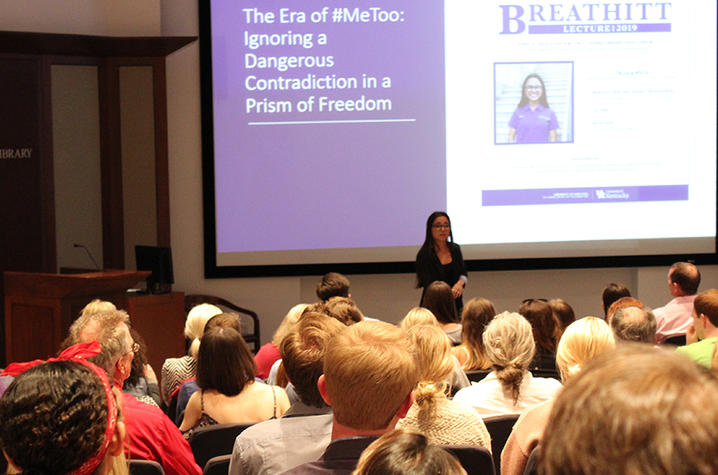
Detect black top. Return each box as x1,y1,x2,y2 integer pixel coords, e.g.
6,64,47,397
529,348,560,380
416,242,468,313
281,436,379,475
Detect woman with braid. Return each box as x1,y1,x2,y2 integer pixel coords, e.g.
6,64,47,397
453,312,561,417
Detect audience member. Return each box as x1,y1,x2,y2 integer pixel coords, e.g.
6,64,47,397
316,272,351,301
352,429,466,475
396,325,491,449
230,313,344,475
422,281,462,344
254,303,308,380
454,312,561,417
161,303,222,404
601,282,630,317
541,344,718,475
324,297,365,325
501,317,615,475
399,307,440,331
282,321,420,474
452,297,495,370
0,355,127,475
81,298,118,316
175,312,246,422
548,298,575,333
180,326,289,437
675,288,718,369
65,309,201,475
605,296,644,322
123,327,161,407
653,262,701,344
610,306,657,343
518,299,560,379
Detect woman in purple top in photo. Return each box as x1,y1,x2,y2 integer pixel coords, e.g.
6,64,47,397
508,73,558,144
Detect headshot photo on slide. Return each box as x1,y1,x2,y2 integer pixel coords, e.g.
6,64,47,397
494,61,574,145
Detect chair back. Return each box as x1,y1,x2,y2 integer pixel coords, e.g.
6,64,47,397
465,369,491,382
188,422,253,470
664,334,687,346
203,454,231,475
484,414,520,474
523,445,540,475
129,460,165,475
184,294,260,353
443,445,495,475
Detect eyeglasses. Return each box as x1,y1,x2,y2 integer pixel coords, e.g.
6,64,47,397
521,298,548,304
432,224,451,229
525,85,543,90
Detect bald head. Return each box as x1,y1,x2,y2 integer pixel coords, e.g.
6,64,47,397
610,306,656,343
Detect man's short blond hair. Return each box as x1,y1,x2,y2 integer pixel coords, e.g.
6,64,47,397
323,321,419,430
542,344,718,475
555,316,615,381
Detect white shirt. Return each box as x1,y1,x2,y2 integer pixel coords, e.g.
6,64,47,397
453,371,562,418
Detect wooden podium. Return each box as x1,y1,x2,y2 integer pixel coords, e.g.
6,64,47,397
4,270,148,363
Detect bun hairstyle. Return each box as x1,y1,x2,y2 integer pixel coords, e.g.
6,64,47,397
483,311,535,403
406,325,455,409
184,303,223,358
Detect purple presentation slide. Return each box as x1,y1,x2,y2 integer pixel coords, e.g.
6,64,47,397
211,0,446,253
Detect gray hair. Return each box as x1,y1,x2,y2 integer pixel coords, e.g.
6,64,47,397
65,310,131,376
610,307,657,343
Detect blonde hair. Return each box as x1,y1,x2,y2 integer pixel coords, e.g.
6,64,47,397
184,303,222,358
406,326,455,409
80,299,117,317
272,303,309,347
483,312,535,403
400,307,440,331
555,317,615,382
324,321,419,430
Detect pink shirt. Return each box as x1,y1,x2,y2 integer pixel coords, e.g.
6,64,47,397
653,295,696,344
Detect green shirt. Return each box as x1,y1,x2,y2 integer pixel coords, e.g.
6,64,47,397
676,337,717,369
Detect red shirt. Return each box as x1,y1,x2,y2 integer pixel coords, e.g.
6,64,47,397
254,343,281,380
122,393,202,475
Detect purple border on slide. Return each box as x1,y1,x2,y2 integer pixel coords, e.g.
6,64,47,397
482,185,688,206
211,0,446,253
529,23,671,34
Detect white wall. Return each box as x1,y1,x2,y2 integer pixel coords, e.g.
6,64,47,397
0,0,160,36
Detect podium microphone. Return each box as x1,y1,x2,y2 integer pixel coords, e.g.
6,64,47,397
73,243,100,270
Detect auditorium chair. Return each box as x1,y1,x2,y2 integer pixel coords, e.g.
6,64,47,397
188,422,253,470
184,294,260,353
484,414,520,474
202,455,231,475
443,445,496,475
523,445,540,475
128,460,165,475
